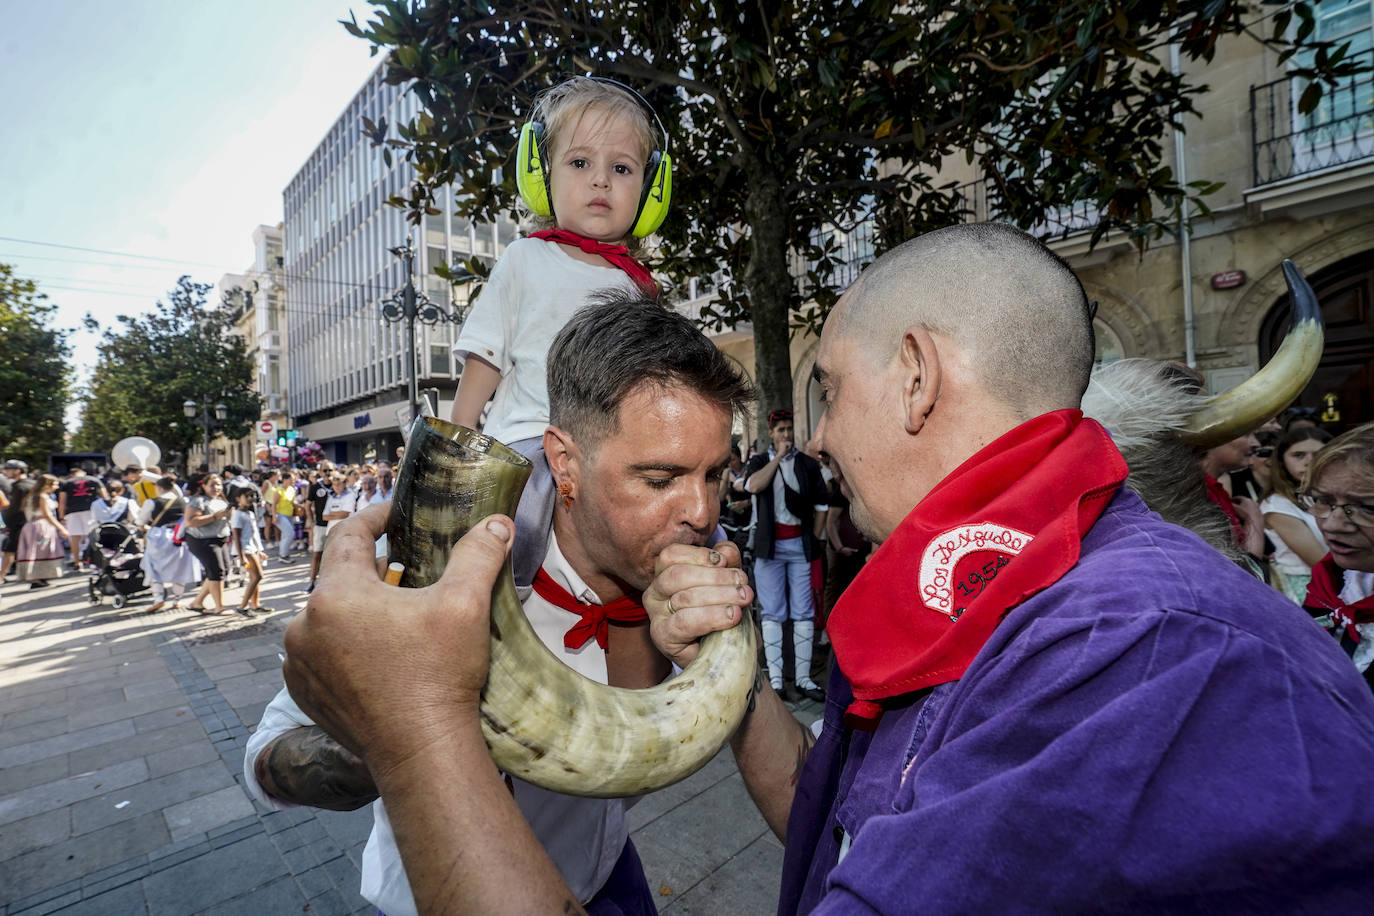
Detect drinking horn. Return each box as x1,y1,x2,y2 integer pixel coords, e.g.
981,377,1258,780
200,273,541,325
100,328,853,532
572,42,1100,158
386,416,759,798
1180,259,1324,448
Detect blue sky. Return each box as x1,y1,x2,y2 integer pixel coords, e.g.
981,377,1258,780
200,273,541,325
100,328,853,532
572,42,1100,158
0,0,384,421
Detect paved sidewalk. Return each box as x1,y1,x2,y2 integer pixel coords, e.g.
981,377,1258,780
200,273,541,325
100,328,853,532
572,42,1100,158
1,556,819,914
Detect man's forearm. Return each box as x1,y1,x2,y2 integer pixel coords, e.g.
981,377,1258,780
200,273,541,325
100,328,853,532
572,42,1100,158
730,668,817,840
254,726,379,811
378,718,585,915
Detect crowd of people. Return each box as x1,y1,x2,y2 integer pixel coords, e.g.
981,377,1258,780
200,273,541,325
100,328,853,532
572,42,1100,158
0,456,397,616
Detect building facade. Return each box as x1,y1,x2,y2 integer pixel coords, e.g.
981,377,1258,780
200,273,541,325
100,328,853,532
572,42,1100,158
702,10,1374,447
282,64,517,464
189,224,287,471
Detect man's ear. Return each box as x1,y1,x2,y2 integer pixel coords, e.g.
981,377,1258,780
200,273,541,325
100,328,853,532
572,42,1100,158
899,325,941,435
543,425,583,493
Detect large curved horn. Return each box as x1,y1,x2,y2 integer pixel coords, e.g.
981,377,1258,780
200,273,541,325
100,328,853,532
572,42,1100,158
1181,259,1324,447
387,417,759,798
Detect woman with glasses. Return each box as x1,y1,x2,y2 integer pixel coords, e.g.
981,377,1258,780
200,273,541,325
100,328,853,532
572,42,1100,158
1301,422,1374,688
1261,427,1332,601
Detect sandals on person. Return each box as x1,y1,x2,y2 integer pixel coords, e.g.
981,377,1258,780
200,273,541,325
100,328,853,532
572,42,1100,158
188,605,226,616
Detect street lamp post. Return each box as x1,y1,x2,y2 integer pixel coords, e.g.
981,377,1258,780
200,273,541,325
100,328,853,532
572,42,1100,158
379,237,472,424
183,399,228,470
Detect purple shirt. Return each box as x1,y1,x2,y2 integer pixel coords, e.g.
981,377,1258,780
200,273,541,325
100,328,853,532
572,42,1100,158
782,489,1374,914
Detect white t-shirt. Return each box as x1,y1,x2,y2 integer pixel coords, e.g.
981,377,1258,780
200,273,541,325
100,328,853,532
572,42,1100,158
231,508,264,556
243,529,632,914
322,488,359,533
453,237,637,444
1260,493,1327,575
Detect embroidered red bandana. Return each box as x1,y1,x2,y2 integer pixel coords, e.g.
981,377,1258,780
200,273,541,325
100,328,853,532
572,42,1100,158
531,566,648,651
828,410,1127,728
1304,554,1374,642
529,229,657,295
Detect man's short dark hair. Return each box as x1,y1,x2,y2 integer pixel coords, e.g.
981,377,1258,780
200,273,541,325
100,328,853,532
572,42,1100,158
547,288,755,450
123,465,142,476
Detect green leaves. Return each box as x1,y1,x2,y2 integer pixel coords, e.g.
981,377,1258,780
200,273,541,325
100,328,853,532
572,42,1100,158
0,264,70,467
73,276,261,465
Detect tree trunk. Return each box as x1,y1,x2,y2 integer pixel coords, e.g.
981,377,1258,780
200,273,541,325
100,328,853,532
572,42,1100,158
743,172,795,450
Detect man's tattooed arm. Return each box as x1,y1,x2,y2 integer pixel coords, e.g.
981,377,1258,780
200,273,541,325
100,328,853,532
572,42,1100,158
254,726,379,811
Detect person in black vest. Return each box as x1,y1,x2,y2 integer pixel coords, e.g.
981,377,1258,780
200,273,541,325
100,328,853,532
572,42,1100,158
744,408,829,701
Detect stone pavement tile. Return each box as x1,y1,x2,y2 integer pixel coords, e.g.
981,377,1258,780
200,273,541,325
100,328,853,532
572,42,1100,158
162,784,256,843
66,721,205,775
0,715,70,752
145,735,219,778
2,693,70,728
237,699,272,730
140,834,288,913
8,886,84,916
0,751,71,796
131,702,195,734
48,878,148,915
0,757,148,826
0,719,136,769
122,674,180,700
199,874,306,915
217,677,287,710
0,809,168,901
69,759,234,836
201,660,257,680
660,831,783,915
63,684,189,731
0,807,69,861
630,747,739,832
302,888,360,916
633,832,717,908
316,805,374,857
633,773,770,879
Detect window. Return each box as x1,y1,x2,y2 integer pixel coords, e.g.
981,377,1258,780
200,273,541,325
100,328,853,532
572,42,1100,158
1295,1,1373,155
431,344,450,375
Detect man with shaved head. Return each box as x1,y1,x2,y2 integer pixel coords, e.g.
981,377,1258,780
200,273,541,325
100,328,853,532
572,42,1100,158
280,223,1374,913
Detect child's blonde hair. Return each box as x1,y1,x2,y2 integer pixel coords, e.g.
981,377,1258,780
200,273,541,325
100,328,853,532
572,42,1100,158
524,77,658,249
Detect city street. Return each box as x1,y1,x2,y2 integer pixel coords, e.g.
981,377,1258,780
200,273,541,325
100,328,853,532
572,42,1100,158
1,556,815,914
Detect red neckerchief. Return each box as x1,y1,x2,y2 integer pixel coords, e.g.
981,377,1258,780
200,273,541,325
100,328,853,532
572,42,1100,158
828,410,1127,729
528,229,657,295
1203,474,1246,546
1305,554,1374,642
531,566,648,651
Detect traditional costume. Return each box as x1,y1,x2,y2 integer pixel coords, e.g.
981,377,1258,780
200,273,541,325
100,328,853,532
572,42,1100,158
781,411,1374,913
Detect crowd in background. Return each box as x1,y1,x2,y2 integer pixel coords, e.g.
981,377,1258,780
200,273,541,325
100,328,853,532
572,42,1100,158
0,454,398,617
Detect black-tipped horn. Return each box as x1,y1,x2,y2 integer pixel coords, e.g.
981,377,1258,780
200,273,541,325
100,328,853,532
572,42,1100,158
1181,259,1324,447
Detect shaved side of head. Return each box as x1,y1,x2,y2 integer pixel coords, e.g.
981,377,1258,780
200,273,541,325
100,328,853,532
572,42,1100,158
833,222,1095,418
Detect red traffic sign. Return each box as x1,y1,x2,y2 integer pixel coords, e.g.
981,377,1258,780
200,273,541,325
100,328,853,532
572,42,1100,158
257,420,276,439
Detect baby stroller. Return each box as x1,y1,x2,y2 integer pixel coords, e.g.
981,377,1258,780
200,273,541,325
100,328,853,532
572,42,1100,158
86,522,149,609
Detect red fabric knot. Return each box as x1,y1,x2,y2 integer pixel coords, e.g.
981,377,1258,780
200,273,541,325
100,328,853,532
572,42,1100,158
531,566,648,651
829,410,1128,713
528,229,658,295
1305,554,1374,642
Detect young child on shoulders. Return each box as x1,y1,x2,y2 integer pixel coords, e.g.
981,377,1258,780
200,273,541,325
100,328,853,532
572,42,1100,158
450,75,670,444
449,76,672,584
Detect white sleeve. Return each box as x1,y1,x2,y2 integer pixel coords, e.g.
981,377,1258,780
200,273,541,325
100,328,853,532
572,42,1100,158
452,240,522,373
242,685,318,811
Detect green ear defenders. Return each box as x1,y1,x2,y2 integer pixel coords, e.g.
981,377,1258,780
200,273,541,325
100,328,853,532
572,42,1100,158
515,77,673,238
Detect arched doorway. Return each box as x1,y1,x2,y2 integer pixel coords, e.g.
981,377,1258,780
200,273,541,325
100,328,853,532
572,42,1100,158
1260,250,1374,434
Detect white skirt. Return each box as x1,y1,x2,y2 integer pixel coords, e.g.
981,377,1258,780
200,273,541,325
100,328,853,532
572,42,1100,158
141,527,203,585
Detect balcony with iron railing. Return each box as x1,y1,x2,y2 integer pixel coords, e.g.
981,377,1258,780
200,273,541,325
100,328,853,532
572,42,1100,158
1251,48,1374,187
